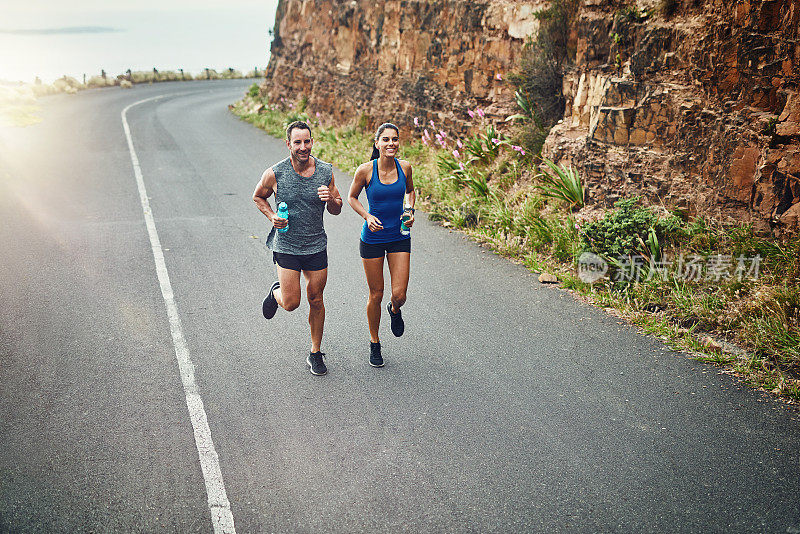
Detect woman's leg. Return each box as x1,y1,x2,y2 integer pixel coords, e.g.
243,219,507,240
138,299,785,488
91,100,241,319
386,252,410,313
362,257,385,343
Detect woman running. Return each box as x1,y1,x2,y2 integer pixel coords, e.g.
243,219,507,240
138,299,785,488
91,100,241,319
348,122,416,368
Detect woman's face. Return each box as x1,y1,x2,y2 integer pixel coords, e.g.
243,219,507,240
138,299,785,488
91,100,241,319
376,128,399,158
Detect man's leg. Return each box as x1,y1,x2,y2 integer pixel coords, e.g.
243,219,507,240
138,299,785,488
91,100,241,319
303,268,328,353
275,265,302,311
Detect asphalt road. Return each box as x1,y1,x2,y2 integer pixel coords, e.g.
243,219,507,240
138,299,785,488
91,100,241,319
1,80,799,533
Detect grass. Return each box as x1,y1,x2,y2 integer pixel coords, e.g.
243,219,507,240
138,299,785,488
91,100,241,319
230,92,800,405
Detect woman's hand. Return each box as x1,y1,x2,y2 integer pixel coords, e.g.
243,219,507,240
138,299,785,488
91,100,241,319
366,214,384,232
403,211,415,228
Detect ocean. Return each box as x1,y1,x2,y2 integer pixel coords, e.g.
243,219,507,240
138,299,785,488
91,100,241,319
0,5,278,84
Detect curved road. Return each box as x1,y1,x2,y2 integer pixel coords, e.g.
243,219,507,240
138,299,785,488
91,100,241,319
1,80,798,533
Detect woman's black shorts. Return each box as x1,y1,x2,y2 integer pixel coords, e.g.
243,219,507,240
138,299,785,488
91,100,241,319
273,249,328,271
359,238,411,259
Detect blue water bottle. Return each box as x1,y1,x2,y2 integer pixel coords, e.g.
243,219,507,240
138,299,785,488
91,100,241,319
277,202,289,233
400,206,411,236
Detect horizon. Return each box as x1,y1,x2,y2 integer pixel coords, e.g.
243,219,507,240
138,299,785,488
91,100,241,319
0,1,280,84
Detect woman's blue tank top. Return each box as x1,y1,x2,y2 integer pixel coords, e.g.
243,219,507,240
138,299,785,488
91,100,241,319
360,158,410,244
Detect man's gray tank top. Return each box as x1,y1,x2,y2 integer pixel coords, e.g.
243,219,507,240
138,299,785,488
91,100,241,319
265,156,333,255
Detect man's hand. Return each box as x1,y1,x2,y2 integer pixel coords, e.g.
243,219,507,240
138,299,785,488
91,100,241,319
270,212,288,229
321,179,342,215
318,185,334,202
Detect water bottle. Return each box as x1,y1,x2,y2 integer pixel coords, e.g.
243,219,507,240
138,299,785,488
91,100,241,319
400,207,411,236
277,202,289,233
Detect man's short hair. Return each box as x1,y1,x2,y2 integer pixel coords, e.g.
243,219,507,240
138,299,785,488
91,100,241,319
286,120,312,140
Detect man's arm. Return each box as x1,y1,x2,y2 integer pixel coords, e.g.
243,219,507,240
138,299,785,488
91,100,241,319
253,167,287,229
318,176,343,215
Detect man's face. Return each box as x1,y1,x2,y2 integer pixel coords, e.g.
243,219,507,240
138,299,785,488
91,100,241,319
287,128,313,163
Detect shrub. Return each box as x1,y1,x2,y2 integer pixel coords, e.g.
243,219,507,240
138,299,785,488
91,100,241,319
580,198,681,259
248,83,260,98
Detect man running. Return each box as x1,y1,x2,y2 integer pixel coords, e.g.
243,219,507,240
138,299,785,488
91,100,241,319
253,121,343,375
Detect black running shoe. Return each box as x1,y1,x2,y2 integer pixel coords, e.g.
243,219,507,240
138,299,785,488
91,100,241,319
387,302,404,337
262,281,280,319
307,351,327,375
369,341,384,367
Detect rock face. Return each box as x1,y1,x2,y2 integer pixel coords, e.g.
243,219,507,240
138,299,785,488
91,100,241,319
544,0,800,234
262,0,800,233
263,0,546,133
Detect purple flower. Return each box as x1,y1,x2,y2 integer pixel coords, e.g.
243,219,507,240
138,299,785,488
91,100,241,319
491,138,500,145
452,149,460,159
424,129,430,139
512,145,523,152
467,109,475,119
315,111,321,118
429,119,435,128
477,108,485,118
414,116,419,127
520,150,526,155
459,162,465,171
421,137,428,145
495,73,503,81
457,139,463,148
439,130,447,138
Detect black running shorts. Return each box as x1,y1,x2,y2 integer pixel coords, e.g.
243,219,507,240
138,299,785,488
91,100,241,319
359,238,411,259
273,249,328,271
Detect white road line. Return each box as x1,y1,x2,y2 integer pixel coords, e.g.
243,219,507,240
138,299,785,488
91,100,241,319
122,94,236,534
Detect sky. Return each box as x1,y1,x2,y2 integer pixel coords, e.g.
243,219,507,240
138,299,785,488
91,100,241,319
0,0,281,83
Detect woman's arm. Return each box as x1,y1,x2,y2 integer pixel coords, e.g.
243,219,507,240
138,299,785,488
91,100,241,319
402,160,416,227
349,163,383,232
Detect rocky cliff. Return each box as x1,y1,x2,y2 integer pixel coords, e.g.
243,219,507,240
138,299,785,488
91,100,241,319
261,0,800,233
546,0,800,234
263,0,544,131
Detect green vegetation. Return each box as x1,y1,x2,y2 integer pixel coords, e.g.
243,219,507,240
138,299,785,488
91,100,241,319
580,198,682,259
617,5,650,23
534,158,585,210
